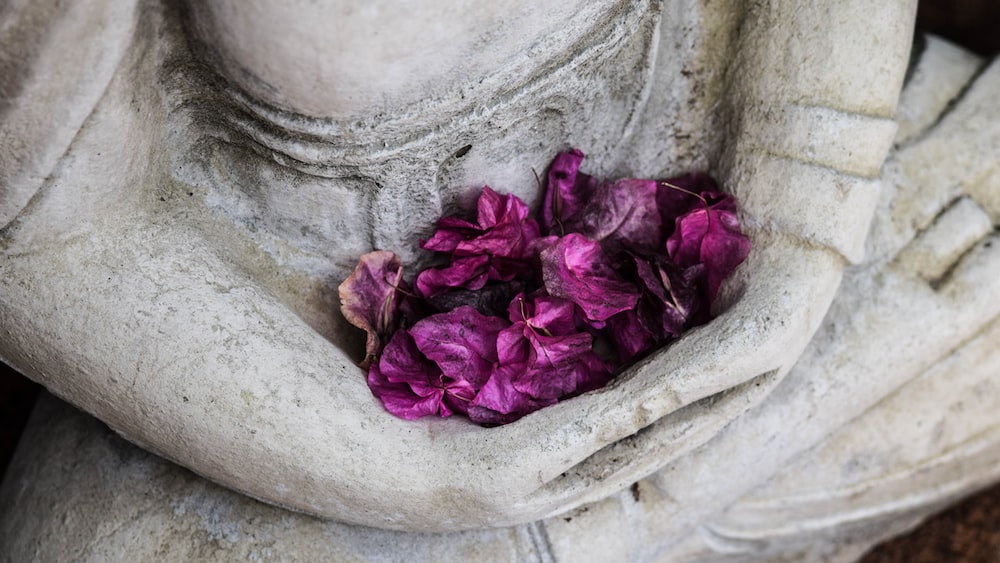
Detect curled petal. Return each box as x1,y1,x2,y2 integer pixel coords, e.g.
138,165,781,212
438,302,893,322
506,292,578,336
578,179,662,252
338,251,407,368
542,149,596,234
468,364,556,425
415,255,491,298
367,330,448,419
410,306,509,388
605,309,658,362
656,173,721,236
540,233,639,323
514,332,610,400
422,186,540,261
666,198,751,303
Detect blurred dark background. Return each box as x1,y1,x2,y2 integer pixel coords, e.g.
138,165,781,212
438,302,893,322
1,0,998,559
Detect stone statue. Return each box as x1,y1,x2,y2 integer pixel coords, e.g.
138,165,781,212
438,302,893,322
1,0,997,560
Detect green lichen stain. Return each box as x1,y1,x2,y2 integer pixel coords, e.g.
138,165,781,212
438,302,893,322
240,390,255,408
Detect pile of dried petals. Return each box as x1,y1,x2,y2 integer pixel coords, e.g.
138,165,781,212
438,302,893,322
339,149,751,425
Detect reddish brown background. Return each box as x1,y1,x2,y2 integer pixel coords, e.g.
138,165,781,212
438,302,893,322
1,0,998,559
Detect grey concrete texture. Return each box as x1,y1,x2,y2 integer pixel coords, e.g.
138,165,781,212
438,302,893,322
6,0,995,543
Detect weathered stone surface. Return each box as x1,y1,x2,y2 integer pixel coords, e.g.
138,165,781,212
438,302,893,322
2,34,999,561
0,395,545,562
0,0,943,534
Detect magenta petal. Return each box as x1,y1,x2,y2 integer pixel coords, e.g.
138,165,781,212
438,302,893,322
542,149,597,234
578,179,662,252
421,186,540,261
442,378,477,415
415,255,491,298
656,173,721,236
606,309,658,362
468,364,555,424
540,233,640,323
377,328,439,384
367,330,448,419
496,322,531,367
456,187,540,260
666,199,751,302
420,217,480,253
635,257,702,334
368,363,445,420
514,331,607,400
507,292,578,336
410,306,508,388
338,250,407,368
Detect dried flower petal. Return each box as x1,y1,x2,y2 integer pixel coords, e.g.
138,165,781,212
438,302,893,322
666,196,751,302
468,363,556,425
506,292,577,335
541,149,597,234
338,251,407,368
422,186,540,261
410,306,508,388
367,329,474,419
578,178,662,253
540,233,640,323
606,258,703,361
415,255,491,298
656,173,721,237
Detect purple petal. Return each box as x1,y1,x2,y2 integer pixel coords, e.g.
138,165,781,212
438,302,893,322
457,187,540,259
338,251,407,368
578,179,662,253
367,330,447,420
441,377,477,416
468,363,556,424
605,309,658,362
415,255,491,298
410,306,509,388
421,186,540,261
666,198,751,303
506,292,578,336
420,217,480,253
606,257,704,362
368,363,445,420
634,257,702,334
540,233,640,323
656,173,721,236
542,149,597,234
513,331,608,400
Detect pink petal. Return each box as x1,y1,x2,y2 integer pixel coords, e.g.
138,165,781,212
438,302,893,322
367,330,448,420
656,173,721,236
506,292,578,336
540,233,640,323
578,179,662,252
369,363,445,419
542,149,597,234
605,309,658,361
415,255,491,298
421,186,540,261
513,331,608,400
410,306,509,388
666,198,751,302
468,363,556,424
634,257,702,333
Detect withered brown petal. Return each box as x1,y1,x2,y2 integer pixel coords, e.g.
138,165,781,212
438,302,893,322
338,250,405,368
